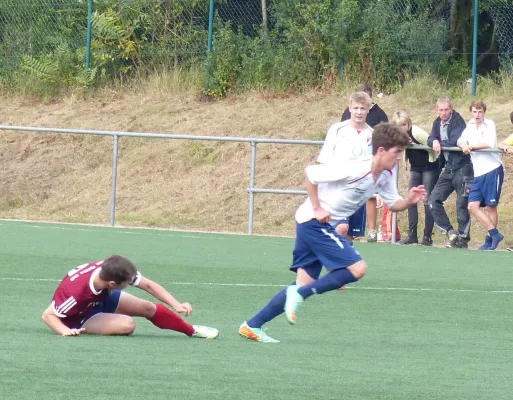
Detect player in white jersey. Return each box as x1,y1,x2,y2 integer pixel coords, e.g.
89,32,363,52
42,255,219,338
239,123,426,343
457,100,504,250
318,91,373,243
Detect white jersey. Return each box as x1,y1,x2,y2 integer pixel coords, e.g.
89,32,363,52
295,158,402,223
459,118,502,177
317,120,373,164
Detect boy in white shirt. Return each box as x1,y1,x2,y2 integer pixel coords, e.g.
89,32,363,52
457,101,504,250
318,91,373,243
238,123,426,343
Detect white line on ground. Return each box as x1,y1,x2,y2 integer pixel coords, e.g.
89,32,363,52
1,277,512,293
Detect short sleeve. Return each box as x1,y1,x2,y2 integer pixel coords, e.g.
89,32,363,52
377,172,402,207
306,163,352,184
504,133,513,146
51,290,78,318
317,126,337,164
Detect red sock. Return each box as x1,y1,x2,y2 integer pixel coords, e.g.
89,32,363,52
148,304,195,336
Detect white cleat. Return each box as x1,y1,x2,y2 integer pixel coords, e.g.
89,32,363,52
191,325,219,339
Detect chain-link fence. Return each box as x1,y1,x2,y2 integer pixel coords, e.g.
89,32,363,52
0,0,512,91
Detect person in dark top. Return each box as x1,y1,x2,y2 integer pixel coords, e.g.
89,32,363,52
393,111,440,246
427,97,473,248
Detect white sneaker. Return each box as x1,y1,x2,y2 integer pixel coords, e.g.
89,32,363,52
192,325,219,339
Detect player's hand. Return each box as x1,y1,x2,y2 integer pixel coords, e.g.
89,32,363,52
313,207,330,224
406,185,426,205
504,146,513,154
432,140,441,155
62,328,85,337
175,302,193,317
461,144,472,155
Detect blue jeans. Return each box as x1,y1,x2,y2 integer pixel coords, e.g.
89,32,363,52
407,169,439,240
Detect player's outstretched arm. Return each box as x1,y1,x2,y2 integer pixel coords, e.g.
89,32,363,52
41,306,85,336
389,185,426,212
137,277,193,316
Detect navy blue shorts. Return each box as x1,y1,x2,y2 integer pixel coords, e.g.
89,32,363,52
331,204,367,238
290,219,363,279
72,290,122,329
468,165,504,206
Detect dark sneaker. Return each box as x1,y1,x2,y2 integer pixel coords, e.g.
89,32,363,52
446,237,468,249
421,236,433,246
479,235,492,250
399,236,418,245
489,232,504,250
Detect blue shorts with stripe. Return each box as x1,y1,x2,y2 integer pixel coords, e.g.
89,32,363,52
72,290,122,329
331,204,367,238
290,219,362,279
468,165,504,207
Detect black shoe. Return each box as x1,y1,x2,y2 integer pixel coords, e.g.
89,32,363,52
421,236,433,246
446,237,468,249
398,236,418,245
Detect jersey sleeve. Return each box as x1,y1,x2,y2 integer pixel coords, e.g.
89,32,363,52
131,271,143,287
317,126,337,164
503,133,513,146
306,162,353,184
482,120,497,148
377,172,403,208
458,126,469,146
51,287,78,318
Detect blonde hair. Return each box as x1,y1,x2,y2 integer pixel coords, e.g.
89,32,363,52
392,111,412,131
349,91,372,108
436,96,453,107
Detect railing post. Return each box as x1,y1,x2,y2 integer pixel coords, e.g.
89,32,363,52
248,141,257,235
110,135,119,227
391,164,399,244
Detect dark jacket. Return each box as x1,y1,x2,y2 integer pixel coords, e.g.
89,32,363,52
406,129,440,172
341,103,388,128
426,111,470,170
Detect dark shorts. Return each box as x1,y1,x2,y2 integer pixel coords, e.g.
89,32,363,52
290,219,363,279
331,204,367,238
468,165,504,206
71,290,122,329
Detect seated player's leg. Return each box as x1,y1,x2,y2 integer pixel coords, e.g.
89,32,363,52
82,313,136,336
116,291,217,339
285,220,363,324
80,290,135,335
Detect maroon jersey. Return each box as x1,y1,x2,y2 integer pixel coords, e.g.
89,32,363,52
50,261,142,328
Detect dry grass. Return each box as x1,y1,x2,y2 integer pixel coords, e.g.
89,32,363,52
1,73,513,248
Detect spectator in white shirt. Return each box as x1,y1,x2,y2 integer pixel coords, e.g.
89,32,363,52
457,100,504,250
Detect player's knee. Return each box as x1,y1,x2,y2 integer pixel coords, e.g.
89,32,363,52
120,317,136,336
335,224,348,237
348,260,367,280
467,202,479,214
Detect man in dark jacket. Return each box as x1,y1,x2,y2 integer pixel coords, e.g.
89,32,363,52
341,82,388,243
427,97,473,248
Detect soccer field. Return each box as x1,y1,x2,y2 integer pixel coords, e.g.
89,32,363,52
1,220,513,400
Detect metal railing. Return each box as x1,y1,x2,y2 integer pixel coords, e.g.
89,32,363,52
0,125,504,239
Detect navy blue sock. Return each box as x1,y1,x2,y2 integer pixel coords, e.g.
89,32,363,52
247,286,289,328
488,228,499,236
298,268,358,300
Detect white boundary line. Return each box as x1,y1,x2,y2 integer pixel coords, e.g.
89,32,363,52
1,277,512,293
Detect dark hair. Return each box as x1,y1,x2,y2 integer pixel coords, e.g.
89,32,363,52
510,111,513,124
372,123,410,155
99,255,137,284
469,100,487,113
355,82,372,97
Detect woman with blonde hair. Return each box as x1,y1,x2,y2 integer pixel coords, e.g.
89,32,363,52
393,111,440,246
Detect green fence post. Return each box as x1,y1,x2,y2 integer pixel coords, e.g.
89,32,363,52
204,0,214,92
471,0,479,97
85,0,93,69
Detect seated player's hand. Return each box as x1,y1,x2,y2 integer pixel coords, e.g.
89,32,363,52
62,328,85,337
175,302,193,317
313,207,330,224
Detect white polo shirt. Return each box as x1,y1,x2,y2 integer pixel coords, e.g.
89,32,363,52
459,118,502,177
317,120,373,163
295,158,403,223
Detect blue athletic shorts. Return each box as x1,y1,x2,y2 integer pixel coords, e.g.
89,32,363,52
468,165,504,206
290,219,362,279
72,290,122,329
331,204,367,238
